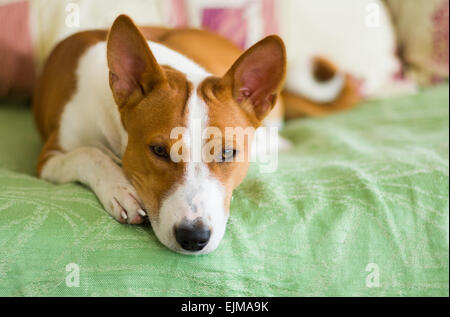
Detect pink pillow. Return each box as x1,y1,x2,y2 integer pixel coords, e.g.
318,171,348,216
171,0,279,50
0,0,35,100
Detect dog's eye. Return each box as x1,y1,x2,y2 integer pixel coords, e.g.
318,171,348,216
150,145,169,160
221,149,237,162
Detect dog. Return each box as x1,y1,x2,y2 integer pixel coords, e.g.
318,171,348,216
32,15,288,254
32,13,362,254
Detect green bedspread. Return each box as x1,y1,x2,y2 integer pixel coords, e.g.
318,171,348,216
0,85,448,296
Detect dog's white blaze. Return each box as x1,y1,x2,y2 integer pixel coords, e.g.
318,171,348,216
156,73,228,254
57,40,228,254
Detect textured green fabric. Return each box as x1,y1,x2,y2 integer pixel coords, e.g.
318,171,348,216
0,85,448,296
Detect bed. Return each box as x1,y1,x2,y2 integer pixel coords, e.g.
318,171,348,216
0,84,448,296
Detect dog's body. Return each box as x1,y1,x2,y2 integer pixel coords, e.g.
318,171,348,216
33,16,287,254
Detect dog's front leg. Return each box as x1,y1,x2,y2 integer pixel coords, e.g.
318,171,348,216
39,145,147,224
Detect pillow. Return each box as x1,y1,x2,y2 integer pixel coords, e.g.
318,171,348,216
0,0,34,100
29,0,168,71
181,0,279,49
0,0,169,99
385,0,449,85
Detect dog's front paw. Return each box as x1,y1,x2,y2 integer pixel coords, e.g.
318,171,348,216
98,182,147,225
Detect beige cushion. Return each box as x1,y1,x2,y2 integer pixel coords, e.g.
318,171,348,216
28,0,168,71
386,0,449,85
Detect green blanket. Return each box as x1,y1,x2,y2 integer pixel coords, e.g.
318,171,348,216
0,85,448,296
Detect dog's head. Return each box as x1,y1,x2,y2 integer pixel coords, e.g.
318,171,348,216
106,15,286,254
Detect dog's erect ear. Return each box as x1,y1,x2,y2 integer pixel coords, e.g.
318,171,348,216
107,15,166,109
223,35,286,122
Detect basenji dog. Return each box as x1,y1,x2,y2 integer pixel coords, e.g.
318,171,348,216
32,15,287,254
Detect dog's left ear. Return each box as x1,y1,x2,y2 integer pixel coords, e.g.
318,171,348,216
222,35,286,122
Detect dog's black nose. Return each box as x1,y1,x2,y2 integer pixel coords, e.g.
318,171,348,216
174,219,211,252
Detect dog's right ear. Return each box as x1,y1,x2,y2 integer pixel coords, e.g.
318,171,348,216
107,15,166,109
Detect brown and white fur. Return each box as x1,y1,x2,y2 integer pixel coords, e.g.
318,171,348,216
33,15,287,254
